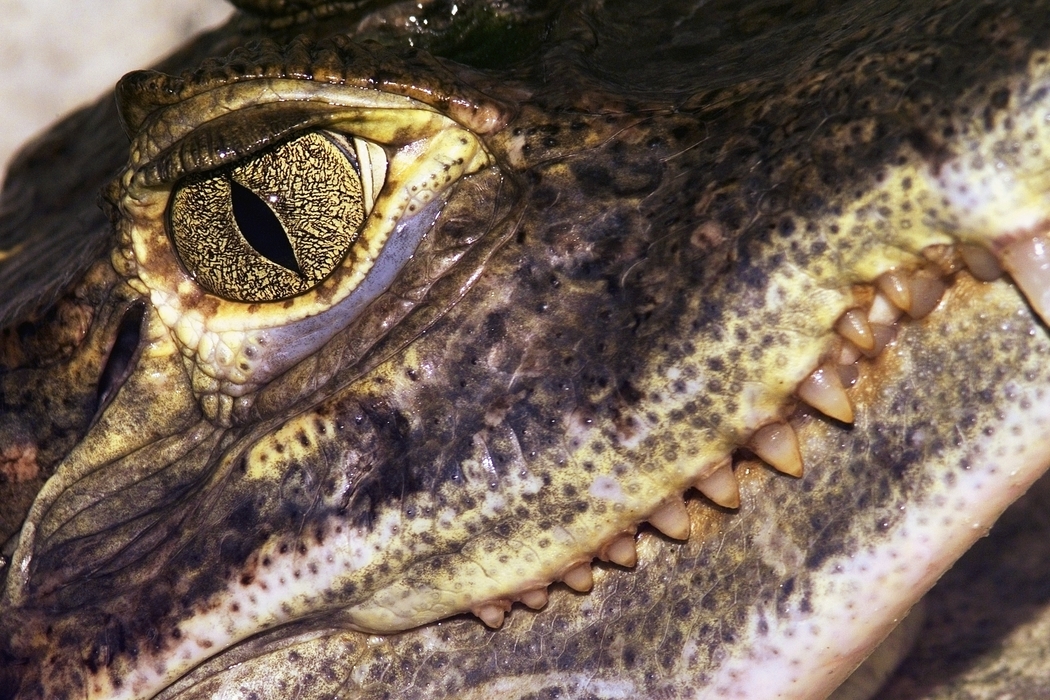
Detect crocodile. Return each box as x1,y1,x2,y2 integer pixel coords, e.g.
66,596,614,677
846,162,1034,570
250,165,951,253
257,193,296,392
3,0,1050,698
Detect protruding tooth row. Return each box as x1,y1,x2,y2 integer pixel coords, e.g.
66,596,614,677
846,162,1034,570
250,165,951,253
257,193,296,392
811,263,952,426
797,364,854,424
749,422,803,478
601,532,639,567
471,494,696,628
471,241,995,633
875,269,946,319
694,459,741,508
1000,235,1050,326
562,562,594,592
472,531,641,627
648,497,691,540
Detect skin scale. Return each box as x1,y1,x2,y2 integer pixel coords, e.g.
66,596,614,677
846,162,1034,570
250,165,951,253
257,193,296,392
3,0,1050,698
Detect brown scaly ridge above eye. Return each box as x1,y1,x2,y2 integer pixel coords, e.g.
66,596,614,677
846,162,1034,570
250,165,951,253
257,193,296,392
116,34,510,154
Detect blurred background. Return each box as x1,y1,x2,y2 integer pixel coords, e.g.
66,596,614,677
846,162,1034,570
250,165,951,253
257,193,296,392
0,0,233,180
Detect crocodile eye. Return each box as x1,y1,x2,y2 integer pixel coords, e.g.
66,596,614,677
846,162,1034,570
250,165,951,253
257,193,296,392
168,131,387,302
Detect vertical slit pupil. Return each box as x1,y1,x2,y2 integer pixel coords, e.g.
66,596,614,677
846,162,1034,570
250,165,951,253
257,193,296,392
229,178,302,275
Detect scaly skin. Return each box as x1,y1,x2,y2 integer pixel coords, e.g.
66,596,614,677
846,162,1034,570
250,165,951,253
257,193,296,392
3,1,1050,698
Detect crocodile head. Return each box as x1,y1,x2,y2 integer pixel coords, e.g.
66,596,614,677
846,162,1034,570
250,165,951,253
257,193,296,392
3,1,1050,698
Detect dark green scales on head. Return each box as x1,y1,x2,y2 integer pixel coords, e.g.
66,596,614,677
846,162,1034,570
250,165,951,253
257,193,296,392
4,1,1050,698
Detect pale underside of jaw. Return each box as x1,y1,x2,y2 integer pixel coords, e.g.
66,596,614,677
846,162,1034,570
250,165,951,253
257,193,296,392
449,277,1050,700
439,278,1050,700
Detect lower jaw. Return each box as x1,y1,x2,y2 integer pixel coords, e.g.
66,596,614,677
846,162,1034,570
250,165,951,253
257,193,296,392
94,272,1050,700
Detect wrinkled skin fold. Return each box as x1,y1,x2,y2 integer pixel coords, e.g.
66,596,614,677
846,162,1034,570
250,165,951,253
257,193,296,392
3,1,1050,698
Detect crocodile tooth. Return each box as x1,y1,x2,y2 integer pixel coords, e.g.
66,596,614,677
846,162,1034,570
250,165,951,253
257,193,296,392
837,363,860,388
906,271,947,319
749,422,803,478
864,323,897,358
868,291,904,326
519,588,549,610
474,601,510,629
876,270,911,312
838,341,862,366
562,562,594,592
835,308,875,351
1000,234,1050,325
694,459,741,508
602,533,639,568
798,365,854,423
648,498,691,540
959,243,1004,281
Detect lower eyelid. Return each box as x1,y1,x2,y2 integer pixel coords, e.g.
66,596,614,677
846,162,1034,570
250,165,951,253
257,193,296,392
239,195,444,386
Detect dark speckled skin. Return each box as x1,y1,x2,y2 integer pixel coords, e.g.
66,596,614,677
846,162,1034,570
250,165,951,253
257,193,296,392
4,1,1050,698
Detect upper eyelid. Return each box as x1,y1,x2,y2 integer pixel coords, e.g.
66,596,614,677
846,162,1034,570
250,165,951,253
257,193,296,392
124,80,441,189
116,35,509,141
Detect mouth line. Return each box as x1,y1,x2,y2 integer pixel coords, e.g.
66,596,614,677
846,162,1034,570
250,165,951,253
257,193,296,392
121,267,1050,700
459,244,1006,630
83,243,1027,700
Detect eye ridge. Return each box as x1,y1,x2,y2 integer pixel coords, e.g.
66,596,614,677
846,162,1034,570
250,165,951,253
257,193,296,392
229,177,303,276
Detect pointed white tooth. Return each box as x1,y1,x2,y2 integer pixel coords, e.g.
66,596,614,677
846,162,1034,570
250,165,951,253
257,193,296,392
749,422,803,478
563,562,594,592
838,341,862,366
520,588,549,610
603,534,638,568
906,272,946,319
876,271,911,312
835,309,875,351
868,291,903,325
862,323,897,358
798,365,854,424
1001,235,1050,326
959,243,1004,281
474,602,509,628
695,460,741,507
649,498,691,540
